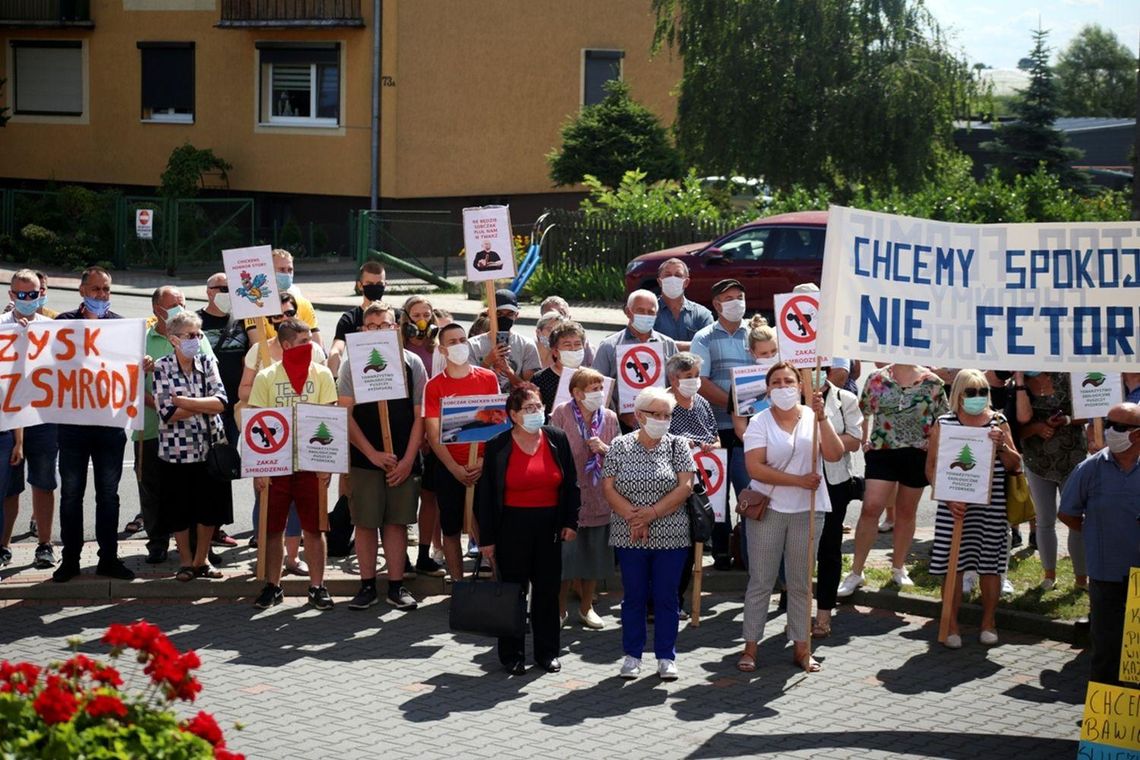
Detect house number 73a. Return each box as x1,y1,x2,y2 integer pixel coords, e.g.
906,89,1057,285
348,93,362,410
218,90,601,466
382,76,396,87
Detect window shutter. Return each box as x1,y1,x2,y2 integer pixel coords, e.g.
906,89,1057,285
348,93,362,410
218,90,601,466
13,43,83,115
140,45,194,113
583,50,623,107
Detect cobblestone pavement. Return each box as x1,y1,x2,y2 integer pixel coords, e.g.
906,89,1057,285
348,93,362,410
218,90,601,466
0,593,1085,759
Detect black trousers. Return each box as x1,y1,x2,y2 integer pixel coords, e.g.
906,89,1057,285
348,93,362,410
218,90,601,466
816,478,854,610
495,507,561,665
1089,577,1128,687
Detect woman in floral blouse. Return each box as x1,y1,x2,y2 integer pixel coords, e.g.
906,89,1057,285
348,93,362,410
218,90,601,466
153,311,232,582
837,364,948,597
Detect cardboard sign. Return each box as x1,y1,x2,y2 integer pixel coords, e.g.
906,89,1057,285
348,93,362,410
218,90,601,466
1079,681,1140,756
553,371,614,411
463,205,517,282
617,342,665,414
136,208,153,240
732,362,775,417
222,245,280,320
1121,567,1140,685
1070,371,1124,419
774,292,829,369
0,320,145,432
931,423,995,505
344,330,407,403
694,448,729,522
296,404,349,474
241,406,293,477
440,394,510,444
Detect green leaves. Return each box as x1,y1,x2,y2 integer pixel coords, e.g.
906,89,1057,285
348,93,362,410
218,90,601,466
1055,25,1136,118
525,262,627,303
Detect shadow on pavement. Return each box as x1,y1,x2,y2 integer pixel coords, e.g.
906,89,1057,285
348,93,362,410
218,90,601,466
686,730,1076,759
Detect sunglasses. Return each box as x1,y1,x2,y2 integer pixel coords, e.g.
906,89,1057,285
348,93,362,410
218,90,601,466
209,285,229,293
962,387,990,398
1106,421,1140,433
274,309,298,319
13,290,39,301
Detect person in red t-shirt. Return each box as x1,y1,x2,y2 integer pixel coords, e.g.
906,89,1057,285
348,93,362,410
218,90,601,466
423,323,500,579
476,383,580,675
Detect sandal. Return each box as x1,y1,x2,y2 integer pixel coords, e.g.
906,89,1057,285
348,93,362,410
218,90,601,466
194,565,223,579
124,517,144,535
175,566,195,583
794,650,821,673
736,653,757,673
811,620,832,639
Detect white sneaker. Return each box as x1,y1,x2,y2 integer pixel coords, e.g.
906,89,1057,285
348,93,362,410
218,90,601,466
1040,578,1056,592
980,629,999,646
891,567,915,587
430,548,445,564
961,570,978,595
619,656,641,679
1000,577,1015,596
657,658,678,681
560,611,569,627
878,517,894,533
578,608,605,630
943,633,962,649
836,571,864,598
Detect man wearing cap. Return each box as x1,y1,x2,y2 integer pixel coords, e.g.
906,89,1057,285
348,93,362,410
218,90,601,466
592,289,679,431
654,258,713,351
690,278,752,570
468,289,541,392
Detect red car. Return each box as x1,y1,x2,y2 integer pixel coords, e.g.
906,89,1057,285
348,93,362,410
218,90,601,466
623,210,828,319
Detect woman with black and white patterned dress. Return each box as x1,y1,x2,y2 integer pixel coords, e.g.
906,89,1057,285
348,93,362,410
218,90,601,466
926,369,1022,649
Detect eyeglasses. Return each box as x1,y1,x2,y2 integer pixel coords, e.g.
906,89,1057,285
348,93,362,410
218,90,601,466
962,387,990,398
12,290,39,301
642,410,672,421
519,404,543,414
208,285,229,293
177,332,203,340
278,310,297,318
1106,421,1140,433
363,323,396,332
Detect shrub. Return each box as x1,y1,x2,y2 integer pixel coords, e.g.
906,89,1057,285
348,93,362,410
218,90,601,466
524,261,626,303
160,144,232,199
0,621,243,759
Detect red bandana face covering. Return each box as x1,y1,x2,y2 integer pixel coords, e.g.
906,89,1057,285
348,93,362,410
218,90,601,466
281,342,313,395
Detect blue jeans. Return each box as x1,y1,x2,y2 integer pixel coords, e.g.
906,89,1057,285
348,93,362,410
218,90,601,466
617,546,689,660
58,425,126,562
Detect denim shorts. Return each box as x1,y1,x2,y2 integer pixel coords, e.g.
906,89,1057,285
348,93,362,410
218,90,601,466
6,424,59,496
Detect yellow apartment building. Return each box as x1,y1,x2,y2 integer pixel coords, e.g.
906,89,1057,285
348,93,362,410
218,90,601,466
0,0,681,234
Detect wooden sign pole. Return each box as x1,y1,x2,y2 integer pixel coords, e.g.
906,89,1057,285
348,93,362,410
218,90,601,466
1092,417,1105,451
254,317,272,581
691,543,704,627
318,480,329,532
801,362,820,657
463,282,499,541
938,515,964,643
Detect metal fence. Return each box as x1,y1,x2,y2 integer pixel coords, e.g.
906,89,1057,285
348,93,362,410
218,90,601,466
539,209,736,268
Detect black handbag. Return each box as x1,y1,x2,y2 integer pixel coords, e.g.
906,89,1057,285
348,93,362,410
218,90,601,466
687,476,714,543
449,557,527,640
196,363,242,481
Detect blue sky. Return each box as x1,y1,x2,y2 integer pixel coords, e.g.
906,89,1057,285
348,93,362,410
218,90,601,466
924,0,1139,69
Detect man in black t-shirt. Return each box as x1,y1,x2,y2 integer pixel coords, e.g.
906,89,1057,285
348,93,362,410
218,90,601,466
329,261,387,378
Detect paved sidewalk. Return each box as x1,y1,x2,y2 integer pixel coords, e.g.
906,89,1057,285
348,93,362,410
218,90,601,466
0,594,1085,759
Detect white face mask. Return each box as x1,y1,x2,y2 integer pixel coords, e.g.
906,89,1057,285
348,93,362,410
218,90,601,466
769,386,801,411
559,349,584,369
213,293,231,314
677,377,702,398
641,416,671,440
1105,427,1136,454
580,390,605,412
660,276,685,299
631,313,657,335
719,298,746,322
445,343,470,365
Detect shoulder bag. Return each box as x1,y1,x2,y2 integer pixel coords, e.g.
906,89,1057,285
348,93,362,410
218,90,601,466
685,466,715,543
196,361,242,481
449,556,527,640
736,416,800,521
990,412,1033,524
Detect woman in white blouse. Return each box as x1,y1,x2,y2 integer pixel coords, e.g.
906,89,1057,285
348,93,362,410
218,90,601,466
738,361,844,673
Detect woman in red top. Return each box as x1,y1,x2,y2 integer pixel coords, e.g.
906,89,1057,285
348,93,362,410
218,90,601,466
476,384,581,676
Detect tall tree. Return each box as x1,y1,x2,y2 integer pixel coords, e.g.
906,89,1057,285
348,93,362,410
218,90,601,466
1055,25,1136,118
547,80,682,188
981,28,1086,189
651,0,973,191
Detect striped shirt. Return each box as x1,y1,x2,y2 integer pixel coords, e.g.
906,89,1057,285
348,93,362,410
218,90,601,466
690,320,749,430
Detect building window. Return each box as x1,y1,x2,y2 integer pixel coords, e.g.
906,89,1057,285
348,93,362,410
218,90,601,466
583,49,623,106
139,42,195,123
256,43,340,127
11,41,83,116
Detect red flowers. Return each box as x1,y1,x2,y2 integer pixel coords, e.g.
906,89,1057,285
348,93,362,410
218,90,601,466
183,711,225,747
85,693,128,719
32,675,78,725
0,661,41,695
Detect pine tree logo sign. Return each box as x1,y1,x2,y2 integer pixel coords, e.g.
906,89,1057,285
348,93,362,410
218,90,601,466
949,444,977,471
309,421,334,446
362,348,388,374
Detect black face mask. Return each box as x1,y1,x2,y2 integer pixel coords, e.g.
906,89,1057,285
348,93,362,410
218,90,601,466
497,317,515,333
993,370,1013,382
362,283,386,302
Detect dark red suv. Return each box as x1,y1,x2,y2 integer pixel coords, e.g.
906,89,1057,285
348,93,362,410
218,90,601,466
623,210,828,318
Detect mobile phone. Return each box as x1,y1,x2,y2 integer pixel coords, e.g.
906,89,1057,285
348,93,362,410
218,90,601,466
496,331,510,346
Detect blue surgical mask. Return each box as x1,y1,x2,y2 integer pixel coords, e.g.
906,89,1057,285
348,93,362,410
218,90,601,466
631,314,656,335
177,337,201,358
83,297,111,318
13,297,41,317
276,272,294,291
520,411,544,433
961,396,989,415
163,305,185,324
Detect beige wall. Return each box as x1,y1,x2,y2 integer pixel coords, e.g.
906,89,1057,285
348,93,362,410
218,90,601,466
0,1,679,200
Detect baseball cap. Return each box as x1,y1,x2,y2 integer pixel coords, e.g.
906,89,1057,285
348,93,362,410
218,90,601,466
494,288,520,314
829,357,851,372
710,279,745,298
